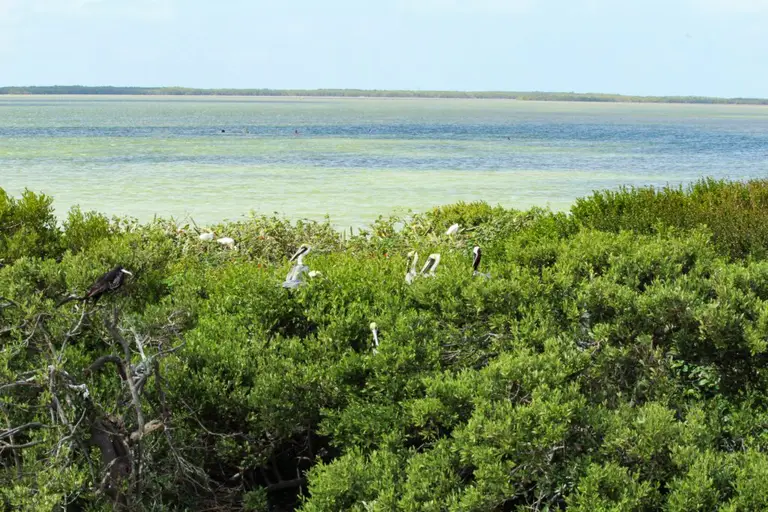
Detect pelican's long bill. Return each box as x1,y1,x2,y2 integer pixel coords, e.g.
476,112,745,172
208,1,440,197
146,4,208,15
290,245,309,262
420,253,441,275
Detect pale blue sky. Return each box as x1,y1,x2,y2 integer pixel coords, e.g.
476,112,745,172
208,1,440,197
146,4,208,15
1,0,767,97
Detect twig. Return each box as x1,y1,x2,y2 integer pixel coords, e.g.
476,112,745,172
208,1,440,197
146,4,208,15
0,296,20,309
0,440,45,449
0,377,40,393
0,422,49,440
87,355,127,380
58,308,88,362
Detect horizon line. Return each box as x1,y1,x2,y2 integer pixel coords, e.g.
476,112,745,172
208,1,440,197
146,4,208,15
1,85,767,105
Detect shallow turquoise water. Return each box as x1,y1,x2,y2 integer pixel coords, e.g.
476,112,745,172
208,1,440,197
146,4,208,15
1,95,767,227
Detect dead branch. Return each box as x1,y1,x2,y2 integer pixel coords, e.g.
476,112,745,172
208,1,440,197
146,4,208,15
87,355,127,380
0,296,20,309
0,422,49,440
266,477,305,492
0,377,41,393
130,420,165,443
57,308,88,362
105,308,145,434
0,439,45,450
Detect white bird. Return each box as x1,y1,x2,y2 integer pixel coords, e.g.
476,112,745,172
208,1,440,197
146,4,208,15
405,251,419,284
420,253,441,277
283,245,311,289
199,232,215,241
216,237,236,247
445,223,460,236
472,246,491,278
370,322,379,355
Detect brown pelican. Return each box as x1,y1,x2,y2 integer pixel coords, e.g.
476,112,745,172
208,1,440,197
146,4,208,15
472,246,491,278
420,253,440,277
405,251,419,284
56,266,133,307
282,245,311,289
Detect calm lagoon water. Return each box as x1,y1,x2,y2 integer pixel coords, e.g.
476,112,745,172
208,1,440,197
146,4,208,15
1,95,768,227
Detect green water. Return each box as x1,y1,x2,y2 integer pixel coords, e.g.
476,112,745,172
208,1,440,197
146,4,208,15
1,95,767,227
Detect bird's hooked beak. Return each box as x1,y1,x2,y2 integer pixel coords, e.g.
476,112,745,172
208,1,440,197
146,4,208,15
120,269,134,276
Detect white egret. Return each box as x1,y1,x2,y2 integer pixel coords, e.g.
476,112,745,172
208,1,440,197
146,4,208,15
216,237,236,247
405,251,419,284
420,253,441,277
472,246,491,278
199,232,215,241
445,223,460,236
282,245,311,289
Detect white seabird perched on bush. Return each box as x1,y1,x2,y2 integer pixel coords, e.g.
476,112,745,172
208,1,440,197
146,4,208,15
216,237,236,248
420,253,441,277
445,223,460,236
405,251,419,284
282,244,311,289
370,322,379,354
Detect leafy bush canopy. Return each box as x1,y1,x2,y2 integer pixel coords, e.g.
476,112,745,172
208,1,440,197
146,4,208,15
4,179,768,511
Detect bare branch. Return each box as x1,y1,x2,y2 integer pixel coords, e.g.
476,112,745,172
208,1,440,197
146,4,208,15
0,440,45,450
104,308,145,435
57,308,88,362
266,478,305,492
0,377,41,393
0,296,20,309
87,355,127,380
0,422,49,440
130,420,165,443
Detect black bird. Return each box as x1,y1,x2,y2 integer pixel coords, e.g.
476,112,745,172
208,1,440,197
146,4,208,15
56,266,133,307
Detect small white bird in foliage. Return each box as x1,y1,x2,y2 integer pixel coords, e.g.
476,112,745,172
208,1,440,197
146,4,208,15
420,253,441,277
472,246,491,279
445,223,460,236
370,322,379,354
216,237,236,247
199,232,215,241
283,244,311,289
405,251,419,284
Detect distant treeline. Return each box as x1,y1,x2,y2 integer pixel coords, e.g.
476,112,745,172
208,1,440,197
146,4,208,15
1,85,768,105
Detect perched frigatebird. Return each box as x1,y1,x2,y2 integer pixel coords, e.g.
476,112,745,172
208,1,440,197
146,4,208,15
56,266,133,307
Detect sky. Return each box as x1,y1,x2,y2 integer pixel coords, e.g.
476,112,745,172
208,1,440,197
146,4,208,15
0,0,767,97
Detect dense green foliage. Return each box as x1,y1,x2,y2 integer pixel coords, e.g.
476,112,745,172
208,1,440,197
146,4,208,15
2,86,768,104
4,179,768,510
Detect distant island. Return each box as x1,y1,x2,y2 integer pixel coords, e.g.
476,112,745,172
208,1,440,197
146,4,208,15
1,85,767,105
